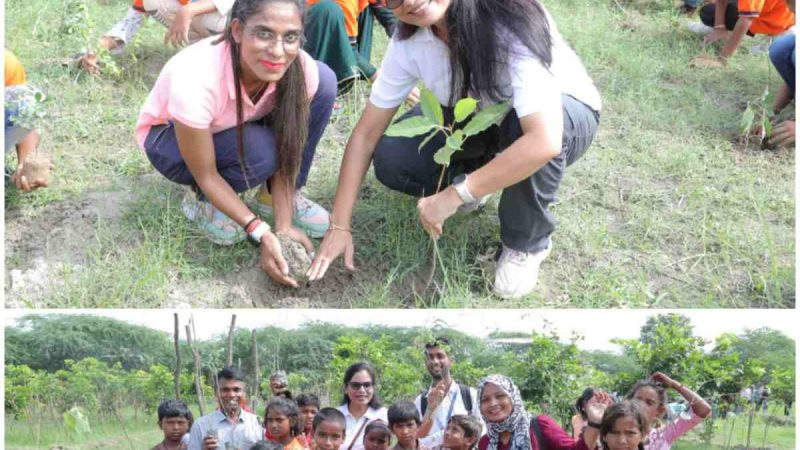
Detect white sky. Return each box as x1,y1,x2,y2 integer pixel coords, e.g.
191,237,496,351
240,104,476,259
4,309,796,352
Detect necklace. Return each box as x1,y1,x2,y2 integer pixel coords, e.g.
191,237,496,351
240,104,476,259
248,81,269,103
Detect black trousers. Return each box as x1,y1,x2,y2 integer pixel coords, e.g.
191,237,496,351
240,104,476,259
372,94,600,253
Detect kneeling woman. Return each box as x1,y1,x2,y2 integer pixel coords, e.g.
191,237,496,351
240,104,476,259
308,0,601,298
136,0,336,286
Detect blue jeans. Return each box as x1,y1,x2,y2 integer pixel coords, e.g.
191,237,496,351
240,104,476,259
769,32,795,93
144,60,336,192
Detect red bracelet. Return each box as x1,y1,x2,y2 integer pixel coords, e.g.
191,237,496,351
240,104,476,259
245,218,262,234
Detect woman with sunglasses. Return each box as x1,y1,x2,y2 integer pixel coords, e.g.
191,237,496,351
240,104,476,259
337,362,388,450
136,0,336,288
308,0,601,299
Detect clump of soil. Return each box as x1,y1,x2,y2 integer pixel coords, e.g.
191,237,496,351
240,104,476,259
22,155,51,183
277,234,312,285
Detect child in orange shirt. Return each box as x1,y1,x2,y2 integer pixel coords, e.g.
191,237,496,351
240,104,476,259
696,0,794,62
4,49,49,193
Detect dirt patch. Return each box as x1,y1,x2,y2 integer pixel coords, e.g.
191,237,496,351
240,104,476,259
5,190,131,304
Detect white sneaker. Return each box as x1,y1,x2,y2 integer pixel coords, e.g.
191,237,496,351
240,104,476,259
687,22,713,36
492,242,552,299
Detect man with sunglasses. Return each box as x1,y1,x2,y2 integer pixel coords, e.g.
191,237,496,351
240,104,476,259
415,337,484,449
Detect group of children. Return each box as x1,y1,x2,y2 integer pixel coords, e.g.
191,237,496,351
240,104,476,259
150,394,482,450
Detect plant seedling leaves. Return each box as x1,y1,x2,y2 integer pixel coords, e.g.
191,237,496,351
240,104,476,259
420,88,444,126
385,116,438,138
739,104,755,134
446,130,464,151
419,129,440,152
433,145,457,166
462,102,511,137
763,115,772,137
454,98,478,123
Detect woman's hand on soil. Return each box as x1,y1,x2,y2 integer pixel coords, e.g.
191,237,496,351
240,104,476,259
584,390,613,423
11,163,51,193
769,120,795,147
259,231,299,287
417,187,461,240
164,6,193,48
307,229,355,281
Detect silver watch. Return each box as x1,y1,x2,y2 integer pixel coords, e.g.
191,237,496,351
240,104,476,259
453,174,476,204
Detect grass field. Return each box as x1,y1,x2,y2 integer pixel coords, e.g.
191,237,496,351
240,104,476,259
4,0,795,307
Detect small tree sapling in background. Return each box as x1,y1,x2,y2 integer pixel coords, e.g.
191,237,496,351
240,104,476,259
61,0,121,77
384,88,510,295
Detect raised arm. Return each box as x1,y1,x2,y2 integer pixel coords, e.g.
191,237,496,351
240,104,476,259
651,372,711,419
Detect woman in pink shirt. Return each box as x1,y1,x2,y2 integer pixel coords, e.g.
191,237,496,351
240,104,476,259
137,0,335,286
626,372,711,450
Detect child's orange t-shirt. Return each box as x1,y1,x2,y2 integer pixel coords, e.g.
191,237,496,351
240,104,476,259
4,49,27,86
284,436,309,450
306,0,371,37
738,0,795,35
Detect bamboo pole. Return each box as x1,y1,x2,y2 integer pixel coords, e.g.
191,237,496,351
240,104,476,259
251,329,260,412
186,324,206,416
174,313,181,399
226,315,237,367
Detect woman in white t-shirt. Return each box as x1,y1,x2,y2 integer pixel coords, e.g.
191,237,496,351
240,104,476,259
307,0,601,299
337,362,388,450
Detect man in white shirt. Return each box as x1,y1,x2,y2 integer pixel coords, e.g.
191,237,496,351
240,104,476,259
414,337,483,449
188,366,264,450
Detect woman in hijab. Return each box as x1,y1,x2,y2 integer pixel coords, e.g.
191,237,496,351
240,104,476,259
477,375,610,450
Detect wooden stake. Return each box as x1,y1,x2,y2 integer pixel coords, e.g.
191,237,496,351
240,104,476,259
186,324,206,416
174,313,181,399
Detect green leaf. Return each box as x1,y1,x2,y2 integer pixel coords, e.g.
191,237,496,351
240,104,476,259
763,115,772,137
454,98,478,123
739,104,755,134
385,116,438,138
420,88,444,126
462,102,511,137
419,129,440,152
433,145,457,166
446,130,464,151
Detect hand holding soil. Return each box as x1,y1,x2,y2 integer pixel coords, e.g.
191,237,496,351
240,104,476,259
13,156,53,193
259,228,313,287
76,52,101,76
277,231,313,285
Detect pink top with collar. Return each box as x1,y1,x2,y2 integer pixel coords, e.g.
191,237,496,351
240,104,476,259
135,36,319,148
644,410,703,450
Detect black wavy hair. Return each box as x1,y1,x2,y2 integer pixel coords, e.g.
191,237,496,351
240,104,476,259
600,400,650,450
396,0,552,106
341,362,383,409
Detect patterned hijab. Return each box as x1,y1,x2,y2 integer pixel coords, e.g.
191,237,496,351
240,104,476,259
478,375,533,450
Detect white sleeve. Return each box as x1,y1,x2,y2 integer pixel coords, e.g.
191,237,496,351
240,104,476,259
369,38,418,109
211,0,235,16
469,387,486,436
506,39,561,119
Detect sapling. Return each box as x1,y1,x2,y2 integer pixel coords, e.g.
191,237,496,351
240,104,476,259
384,88,510,295
60,0,121,77
6,84,54,184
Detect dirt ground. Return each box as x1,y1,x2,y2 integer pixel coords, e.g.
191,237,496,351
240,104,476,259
3,187,392,307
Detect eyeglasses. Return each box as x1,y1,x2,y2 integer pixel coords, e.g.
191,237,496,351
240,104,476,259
248,28,305,52
385,0,404,9
348,381,374,390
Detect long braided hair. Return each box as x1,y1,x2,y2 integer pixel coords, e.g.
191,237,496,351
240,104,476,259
214,0,309,189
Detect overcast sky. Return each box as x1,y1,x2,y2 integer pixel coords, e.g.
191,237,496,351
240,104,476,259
4,309,795,353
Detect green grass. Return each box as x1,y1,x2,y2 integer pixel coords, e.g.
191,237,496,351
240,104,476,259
4,0,794,306
673,406,796,450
